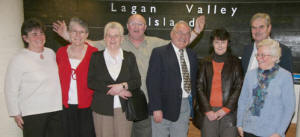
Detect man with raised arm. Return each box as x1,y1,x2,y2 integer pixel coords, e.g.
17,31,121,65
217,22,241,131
53,14,205,137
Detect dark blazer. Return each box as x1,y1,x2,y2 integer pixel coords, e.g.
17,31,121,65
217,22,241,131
146,43,198,122
242,42,293,73
88,50,141,116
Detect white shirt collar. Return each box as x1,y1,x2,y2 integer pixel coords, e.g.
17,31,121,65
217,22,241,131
253,42,257,52
171,42,186,53
104,48,124,63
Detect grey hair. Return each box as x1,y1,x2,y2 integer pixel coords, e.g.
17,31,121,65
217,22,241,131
250,13,271,27
257,39,282,63
68,17,89,33
171,20,191,32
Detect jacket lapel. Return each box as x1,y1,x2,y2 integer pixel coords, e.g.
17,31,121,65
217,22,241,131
167,43,182,88
243,43,254,71
167,43,181,76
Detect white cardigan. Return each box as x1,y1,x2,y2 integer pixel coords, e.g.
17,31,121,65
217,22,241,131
5,47,62,116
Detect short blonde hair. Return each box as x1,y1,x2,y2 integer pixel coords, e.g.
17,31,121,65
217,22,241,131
104,22,124,37
250,13,271,27
257,39,281,63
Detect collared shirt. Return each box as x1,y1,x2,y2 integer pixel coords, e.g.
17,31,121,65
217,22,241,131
90,35,169,101
104,48,124,108
247,43,258,72
171,43,191,98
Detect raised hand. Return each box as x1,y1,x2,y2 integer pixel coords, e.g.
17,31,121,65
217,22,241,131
52,20,70,41
194,15,205,34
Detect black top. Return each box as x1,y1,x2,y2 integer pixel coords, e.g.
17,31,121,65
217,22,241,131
87,50,141,116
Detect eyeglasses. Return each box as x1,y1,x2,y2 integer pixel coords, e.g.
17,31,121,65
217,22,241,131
128,22,145,27
70,30,86,35
255,53,272,58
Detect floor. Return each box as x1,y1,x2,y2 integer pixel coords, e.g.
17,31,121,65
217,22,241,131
187,121,296,137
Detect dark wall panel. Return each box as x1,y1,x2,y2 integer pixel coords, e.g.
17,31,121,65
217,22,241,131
24,0,300,72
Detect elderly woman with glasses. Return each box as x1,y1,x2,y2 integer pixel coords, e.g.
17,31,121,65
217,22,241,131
56,17,98,137
237,39,295,137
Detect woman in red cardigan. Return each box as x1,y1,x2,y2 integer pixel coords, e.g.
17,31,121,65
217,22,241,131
56,17,97,137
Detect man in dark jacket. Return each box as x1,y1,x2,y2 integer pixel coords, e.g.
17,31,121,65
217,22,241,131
242,13,293,73
146,21,198,137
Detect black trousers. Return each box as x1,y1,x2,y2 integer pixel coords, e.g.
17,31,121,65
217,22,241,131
62,105,95,137
22,110,64,137
244,132,260,137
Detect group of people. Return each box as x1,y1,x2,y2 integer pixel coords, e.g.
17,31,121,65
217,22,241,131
4,12,295,137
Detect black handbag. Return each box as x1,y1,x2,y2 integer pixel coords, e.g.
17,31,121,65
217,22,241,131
125,89,148,121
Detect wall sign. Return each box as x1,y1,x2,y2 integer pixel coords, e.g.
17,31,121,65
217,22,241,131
24,0,300,72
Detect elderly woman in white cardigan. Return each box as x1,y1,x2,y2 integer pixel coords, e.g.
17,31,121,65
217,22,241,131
4,18,63,137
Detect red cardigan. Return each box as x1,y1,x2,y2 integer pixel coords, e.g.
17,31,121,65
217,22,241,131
56,43,98,108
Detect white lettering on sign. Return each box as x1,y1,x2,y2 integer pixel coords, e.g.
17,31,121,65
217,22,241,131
185,4,238,17
110,2,239,27
111,3,157,14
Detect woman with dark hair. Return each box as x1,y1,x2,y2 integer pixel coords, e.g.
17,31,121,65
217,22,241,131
56,17,97,137
4,18,63,137
194,28,243,137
